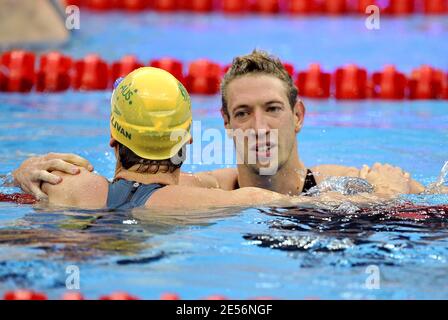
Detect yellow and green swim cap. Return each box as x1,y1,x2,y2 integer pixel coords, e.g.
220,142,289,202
110,67,192,160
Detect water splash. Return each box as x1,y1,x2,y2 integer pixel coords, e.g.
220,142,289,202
246,202,448,254
436,161,448,185
423,161,448,194
305,177,374,196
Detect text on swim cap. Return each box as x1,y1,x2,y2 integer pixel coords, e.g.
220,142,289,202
111,116,132,140
178,82,189,102
120,84,137,105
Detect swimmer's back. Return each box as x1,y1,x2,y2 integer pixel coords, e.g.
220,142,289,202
107,180,164,210
42,168,166,210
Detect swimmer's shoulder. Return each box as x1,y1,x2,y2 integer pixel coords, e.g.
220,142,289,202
42,167,109,209
203,168,239,190
180,168,238,190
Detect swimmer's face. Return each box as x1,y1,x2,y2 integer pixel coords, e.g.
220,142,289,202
223,74,304,174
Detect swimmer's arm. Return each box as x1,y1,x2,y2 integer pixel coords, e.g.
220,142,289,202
179,168,238,190
311,164,361,182
409,179,425,194
41,168,109,209
146,186,297,211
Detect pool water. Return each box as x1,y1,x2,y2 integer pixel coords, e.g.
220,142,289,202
0,13,448,299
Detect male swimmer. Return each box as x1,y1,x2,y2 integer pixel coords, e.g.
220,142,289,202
37,67,300,211
13,51,443,200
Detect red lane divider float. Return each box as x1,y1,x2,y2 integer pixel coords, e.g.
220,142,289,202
0,193,37,205
424,0,448,14
0,67,5,90
323,0,348,15
152,0,179,13
3,290,48,300
160,292,181,300
120,0,149,11
222,0,250,14
2,290,279,300
409,65,448,100
186,0,214,13
72,54,109,91
84,0,118,11
0,50,35,92
203,295,229,300
100,292,140,300
37,52,73,92
251,0,280,14
185,59,222,95
334,64,368,100
65,0,83,6
63,0,448,15
385,0,415,15
283,62,295,77
150,57,184,84
110,55,144,88
287,0,319,14
357,0,377,14
62,292,85,300
371,65,407,100
1,50,447,100
296,64,331,99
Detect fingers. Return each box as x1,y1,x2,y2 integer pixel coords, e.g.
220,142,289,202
371,163,408,176
19,181,32,194
46,153,93,171
36,171,62,185
359,165,370,179
13,171,32,194
45,159,81,175
388,165,409,178
24,170,60,198
13,153,91,196
410,180,425,194
372,162,382,170
28,183,48,200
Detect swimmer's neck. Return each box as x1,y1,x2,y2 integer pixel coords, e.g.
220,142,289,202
236,148,307,195
114,165,179,186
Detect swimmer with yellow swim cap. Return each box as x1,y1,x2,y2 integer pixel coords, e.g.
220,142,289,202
110,67,192,161
39,67,297,211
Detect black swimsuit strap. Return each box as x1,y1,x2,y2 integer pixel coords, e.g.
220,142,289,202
302,169,317,194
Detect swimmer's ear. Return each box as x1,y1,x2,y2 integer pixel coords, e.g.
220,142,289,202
109,138,118,148
294,100,305,133
221,109,234,139
221,108,231,130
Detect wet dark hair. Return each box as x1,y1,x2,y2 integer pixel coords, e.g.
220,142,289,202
221,49,298,117
117,142,185,174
